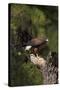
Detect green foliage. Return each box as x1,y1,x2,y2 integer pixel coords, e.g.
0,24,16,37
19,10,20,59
9,4,58,86
10,4,58,52
15,62,43,86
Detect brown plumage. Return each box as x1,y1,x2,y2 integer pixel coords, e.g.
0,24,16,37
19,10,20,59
25,37,48,52
27,37,48,47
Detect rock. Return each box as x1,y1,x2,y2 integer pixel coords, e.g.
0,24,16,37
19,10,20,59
30,53,58,84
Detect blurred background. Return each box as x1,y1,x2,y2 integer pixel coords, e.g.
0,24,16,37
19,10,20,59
9,4,58,86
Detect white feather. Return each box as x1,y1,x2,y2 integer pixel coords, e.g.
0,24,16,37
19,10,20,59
25,46,32,50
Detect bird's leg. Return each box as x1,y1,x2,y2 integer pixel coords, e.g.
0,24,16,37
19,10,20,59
34,48,38,56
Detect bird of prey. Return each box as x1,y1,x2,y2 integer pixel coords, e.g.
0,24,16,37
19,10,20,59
25,37,48,51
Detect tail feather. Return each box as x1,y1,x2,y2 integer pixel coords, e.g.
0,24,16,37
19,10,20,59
25,45,32,50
